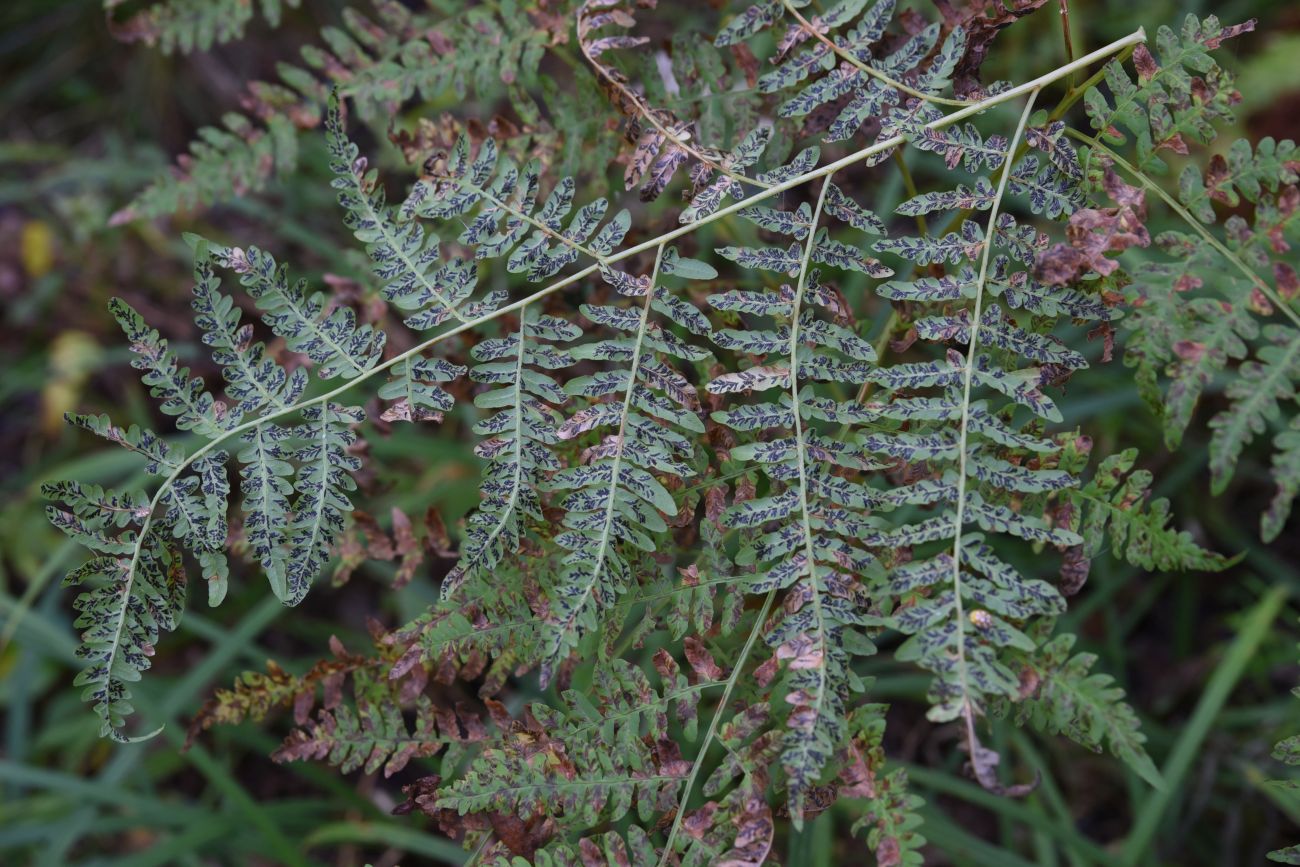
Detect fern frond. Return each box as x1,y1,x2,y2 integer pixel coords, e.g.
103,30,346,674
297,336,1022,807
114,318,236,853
842,704,926,865
283,403,364,604
112,112,301,224
394,569,554,696
1062,446,1228,589
500,829,659,867
1125,287,1257,444
45,480,186,741
115,0,560,221
1083,14,1256,173
707,177,888,821
1178,137,1299,223
542,244,713,682
1208,326,1300,496
1265,419,1300,543
276,684,482,777
400,135,629,291
49,239,386,735
212,244,385,380
863,93,1087,752
1072,22,1300,539
443,307,580,599
106,0,299,55
186,636,368,744
998,633,1162,788
437,656,717,825
191,262,308,417
52,26,1192,843
111,297,226,436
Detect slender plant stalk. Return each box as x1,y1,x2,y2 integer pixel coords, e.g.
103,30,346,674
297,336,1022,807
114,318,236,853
948,86,1041,767
778,0,973,107
1058,0,1077,90
893,149,928,236
784,173,836,803
656,589,777,864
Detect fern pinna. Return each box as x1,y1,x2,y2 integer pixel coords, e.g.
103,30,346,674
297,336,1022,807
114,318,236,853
50,2,1292,861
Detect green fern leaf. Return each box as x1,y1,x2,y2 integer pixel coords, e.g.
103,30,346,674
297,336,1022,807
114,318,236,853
106,0,300,54
1002,633,1163,789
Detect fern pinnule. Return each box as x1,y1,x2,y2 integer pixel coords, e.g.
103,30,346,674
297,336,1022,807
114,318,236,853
45,477,186,741
191,263,308,417
211,243,386,380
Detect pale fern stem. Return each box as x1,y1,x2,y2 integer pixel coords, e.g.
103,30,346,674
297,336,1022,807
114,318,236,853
787,175,835,779
348,174,474,324
778,0,973,108
578,29,775,193
111,29,1144,739
1068,130,1300,334
447,305,531,599
948,88,1040,750
553,242,667,643
660,173,835,862
657,589,777,865
256,274,370,378
476,189,611,265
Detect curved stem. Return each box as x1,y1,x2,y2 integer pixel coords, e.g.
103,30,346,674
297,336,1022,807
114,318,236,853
948,87,1040,754
656,589,776,865
578,22,774,192
1058,0,1077,90
893,149,928,236
548,242,667,656
785,176,836,803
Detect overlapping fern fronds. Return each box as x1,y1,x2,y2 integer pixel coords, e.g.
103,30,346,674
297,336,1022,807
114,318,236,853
52,4,1284,862
114,0,571,222
1062,14,1300,541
